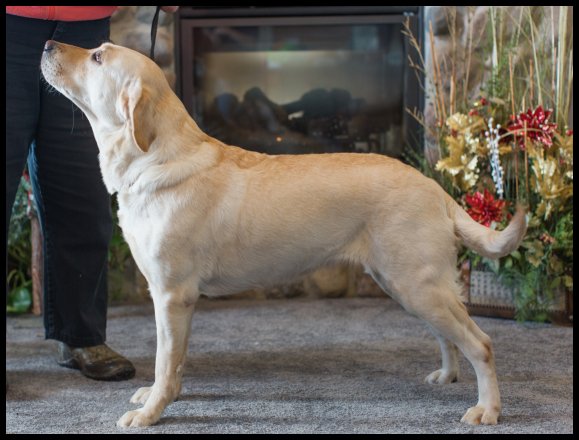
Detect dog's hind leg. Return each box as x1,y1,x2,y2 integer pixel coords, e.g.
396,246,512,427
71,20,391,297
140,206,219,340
117,287,198,428
424,329,459,385
392,272,501,425
367,267,460,386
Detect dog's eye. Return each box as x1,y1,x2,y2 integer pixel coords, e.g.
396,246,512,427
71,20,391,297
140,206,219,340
92,51,103,64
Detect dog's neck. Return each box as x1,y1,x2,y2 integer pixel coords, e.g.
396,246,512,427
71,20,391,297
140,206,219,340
94,116,220,196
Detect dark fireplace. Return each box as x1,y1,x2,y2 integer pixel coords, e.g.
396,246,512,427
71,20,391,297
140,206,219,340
176,6,423,157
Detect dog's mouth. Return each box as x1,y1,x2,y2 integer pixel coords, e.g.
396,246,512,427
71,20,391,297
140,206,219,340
40,47,66,93
40,41,79,99
40,44,92,117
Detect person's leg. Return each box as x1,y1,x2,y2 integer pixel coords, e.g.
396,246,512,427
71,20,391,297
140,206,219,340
26,17,134,380
29,106,112,347
30,17,114,347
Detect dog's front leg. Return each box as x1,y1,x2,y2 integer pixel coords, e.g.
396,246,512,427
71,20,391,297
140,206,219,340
117,290,197,428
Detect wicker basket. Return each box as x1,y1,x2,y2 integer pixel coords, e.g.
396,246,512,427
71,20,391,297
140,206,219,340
461,261,573,325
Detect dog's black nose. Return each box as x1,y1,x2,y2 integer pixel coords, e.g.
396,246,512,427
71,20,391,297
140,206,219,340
44,40,56,52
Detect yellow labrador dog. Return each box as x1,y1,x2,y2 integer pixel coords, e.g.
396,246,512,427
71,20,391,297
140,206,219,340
41,40,526,428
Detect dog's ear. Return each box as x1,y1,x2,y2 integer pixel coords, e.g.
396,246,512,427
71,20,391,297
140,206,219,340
118,79,156,153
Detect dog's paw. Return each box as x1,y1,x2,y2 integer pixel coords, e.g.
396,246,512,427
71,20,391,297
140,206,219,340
460,405,499,425
117,408,160,428
425,369,458,385
130,386,153,405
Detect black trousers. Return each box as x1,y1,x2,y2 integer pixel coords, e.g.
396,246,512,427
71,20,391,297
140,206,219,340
6,14,113,347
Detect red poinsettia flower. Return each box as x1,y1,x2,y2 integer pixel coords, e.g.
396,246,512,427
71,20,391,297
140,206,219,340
464,189,507,227
508,105,557,149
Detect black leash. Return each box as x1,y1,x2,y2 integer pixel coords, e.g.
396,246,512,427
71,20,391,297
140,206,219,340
150,6,161,60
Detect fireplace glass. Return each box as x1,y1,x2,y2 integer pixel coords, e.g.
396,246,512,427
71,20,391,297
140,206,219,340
178,8,422,157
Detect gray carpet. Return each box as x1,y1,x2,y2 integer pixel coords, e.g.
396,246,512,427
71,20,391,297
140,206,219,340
6,297,573,434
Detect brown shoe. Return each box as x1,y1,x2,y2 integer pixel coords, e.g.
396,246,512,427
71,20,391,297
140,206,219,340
57,342,135,381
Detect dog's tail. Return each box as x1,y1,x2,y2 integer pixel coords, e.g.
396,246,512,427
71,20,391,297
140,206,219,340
447,195,527,259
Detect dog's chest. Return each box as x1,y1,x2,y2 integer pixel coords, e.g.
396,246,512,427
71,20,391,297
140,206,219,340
116,201,165,264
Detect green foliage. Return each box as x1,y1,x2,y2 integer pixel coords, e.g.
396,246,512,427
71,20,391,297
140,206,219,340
6,270,32,314
7,179,135,312
7,176,32,314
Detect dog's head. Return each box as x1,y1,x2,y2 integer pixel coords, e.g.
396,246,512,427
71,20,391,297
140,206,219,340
41,40,168,152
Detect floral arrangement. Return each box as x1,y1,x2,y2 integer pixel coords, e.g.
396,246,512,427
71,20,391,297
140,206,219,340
435,99,573,321
403,6,573,321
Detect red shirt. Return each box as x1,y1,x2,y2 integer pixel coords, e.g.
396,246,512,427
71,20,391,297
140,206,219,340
6,6,118,22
